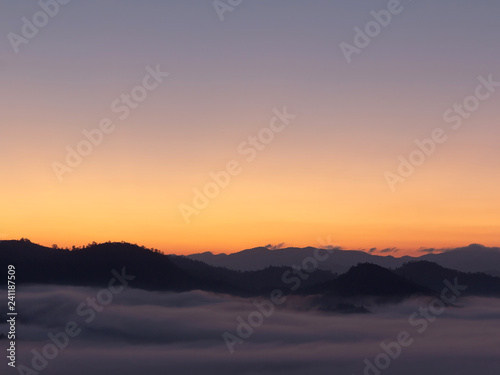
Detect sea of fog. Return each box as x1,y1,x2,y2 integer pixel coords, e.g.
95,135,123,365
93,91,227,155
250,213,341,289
1,285,499,375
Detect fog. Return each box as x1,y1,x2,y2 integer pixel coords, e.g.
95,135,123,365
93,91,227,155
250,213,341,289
1,286,499,375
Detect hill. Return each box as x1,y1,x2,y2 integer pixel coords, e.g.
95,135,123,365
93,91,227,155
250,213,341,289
187,244,500,276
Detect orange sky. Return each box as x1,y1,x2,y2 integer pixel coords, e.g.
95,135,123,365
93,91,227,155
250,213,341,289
1,1,499,255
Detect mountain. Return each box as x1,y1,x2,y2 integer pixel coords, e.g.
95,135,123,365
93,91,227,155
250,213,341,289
419,244,500,275
170,255,338,292
395,260,500,297
187,247,409,273
304,263,433,312
0,240,236,294
306,263,432,298
187,244,500,276
1,240,337,296
1,240,498,305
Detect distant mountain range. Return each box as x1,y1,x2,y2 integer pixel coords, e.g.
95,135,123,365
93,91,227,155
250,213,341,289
187,244,500,276
1,240,499,312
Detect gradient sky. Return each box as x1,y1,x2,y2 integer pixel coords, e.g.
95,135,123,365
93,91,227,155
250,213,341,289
1,0,499,254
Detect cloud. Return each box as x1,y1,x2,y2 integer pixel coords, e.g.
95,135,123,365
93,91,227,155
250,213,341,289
265,243,286,250
379,247,399,253
1,286,499,375
419,248,437,253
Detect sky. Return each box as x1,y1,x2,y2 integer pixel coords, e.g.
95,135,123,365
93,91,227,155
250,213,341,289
1,0,499,255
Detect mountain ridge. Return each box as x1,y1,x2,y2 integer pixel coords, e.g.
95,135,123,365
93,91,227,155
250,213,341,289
1,240,499,307
187,244,500,275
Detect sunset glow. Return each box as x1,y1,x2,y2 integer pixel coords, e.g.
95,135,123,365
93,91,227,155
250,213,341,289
1,1,499,255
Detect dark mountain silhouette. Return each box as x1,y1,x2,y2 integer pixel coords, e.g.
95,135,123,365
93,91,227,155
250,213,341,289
170,255,338,292
419,244,500,275
0,240,237,294
188,247,407,273
306,263,432,298
303,263,433,312
1,240,338,297
1,240,498,306
395,260,500,297
187,244,500,276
